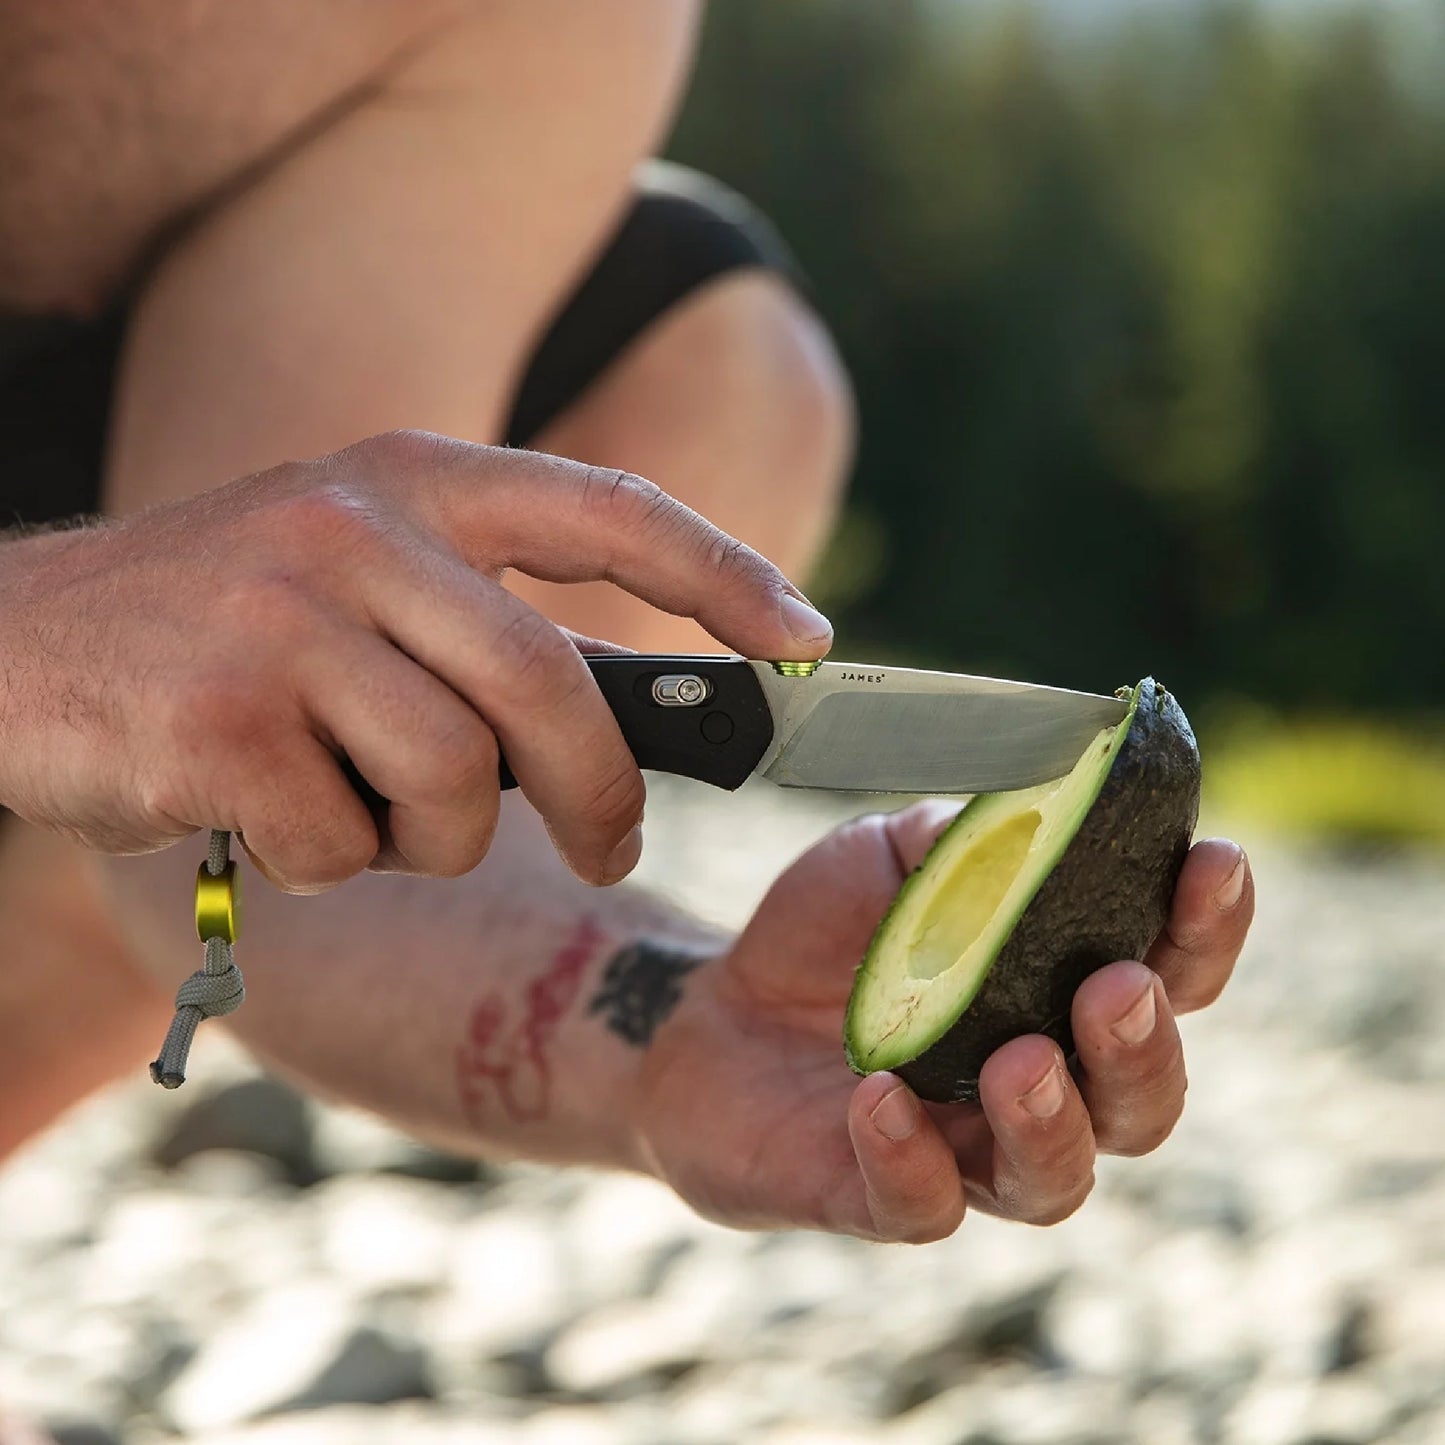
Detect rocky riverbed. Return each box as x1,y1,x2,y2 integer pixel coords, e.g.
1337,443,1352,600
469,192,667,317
1,780,1441,1445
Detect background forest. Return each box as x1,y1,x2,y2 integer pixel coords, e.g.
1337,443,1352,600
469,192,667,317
669,0,1445,840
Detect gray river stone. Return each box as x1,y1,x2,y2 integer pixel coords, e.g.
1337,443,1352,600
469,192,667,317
0,783,1439,1445
150,1077,316,1185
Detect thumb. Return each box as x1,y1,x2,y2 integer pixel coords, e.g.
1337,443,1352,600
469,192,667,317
746,799,966,960
883,797,966,874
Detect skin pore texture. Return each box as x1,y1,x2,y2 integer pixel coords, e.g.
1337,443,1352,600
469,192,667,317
0,0,1253,1266
0,0,471,314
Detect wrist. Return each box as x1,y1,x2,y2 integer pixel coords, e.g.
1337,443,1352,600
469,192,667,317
0,529,55,805
0,523,106,817
585,930,729,1178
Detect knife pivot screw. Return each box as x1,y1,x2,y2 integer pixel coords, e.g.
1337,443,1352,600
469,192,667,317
652,673,711,707
772,660,821,678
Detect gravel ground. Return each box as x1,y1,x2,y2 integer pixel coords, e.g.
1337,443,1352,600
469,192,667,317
1,779,1441,1445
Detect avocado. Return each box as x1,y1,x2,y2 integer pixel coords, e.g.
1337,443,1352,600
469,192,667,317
843,678,1200,1103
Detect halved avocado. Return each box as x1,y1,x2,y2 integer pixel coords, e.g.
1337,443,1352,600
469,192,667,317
844,677,1200,1103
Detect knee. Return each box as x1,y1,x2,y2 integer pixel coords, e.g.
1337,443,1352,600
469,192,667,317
691,270,856,518
530,263,856,580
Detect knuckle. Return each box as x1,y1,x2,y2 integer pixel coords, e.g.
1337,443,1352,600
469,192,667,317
863,1153,964,1245
1099,1077,1188,1159
700,529,789,614
1020,1170,1096,1227
898,1214,963,1246
1035,1121,1094,1177
489,607,583,709
238,456,315,503
267,812,376,891
573,756,646,843
702,530,743,580
1172,968,1232,1015
355,427,450,473
583,468,676,542
405,727,503,850
302,840,376,890
434,807,500,878
895,1199,965,1247
234,749,375,890
134,768,193,836
1104,1118,1179,1160
433,808,501,878
1026,1194,1088,1229
700,528,759,584
368,427,428,460
269,484,381,554
1000,1118,1097,1226
424,717,500,801
381,824,486,882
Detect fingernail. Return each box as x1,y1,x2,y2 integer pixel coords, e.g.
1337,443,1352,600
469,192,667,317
1111,980,1158,1046
779,592,834,646
601,824,643,884
1020,1064,1065,1120
870,1084,918,1142
1214,851,1247,911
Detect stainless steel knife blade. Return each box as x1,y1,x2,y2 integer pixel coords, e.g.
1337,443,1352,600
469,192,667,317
748,661,1129,794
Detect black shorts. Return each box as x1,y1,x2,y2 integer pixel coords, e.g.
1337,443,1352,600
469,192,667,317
0,161,801,529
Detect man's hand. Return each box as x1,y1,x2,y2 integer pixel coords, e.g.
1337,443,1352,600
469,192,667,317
632,802,1253,1241
0,430,832,890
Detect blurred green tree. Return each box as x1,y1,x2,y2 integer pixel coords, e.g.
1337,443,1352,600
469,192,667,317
668,0,1445,713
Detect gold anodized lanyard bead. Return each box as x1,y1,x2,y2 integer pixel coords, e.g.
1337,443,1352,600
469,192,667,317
195,860,240,944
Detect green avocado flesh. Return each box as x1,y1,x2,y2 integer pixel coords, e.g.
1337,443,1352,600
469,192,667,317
843,677,1200,1103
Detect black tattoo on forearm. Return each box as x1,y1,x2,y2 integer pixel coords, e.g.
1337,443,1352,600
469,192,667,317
587,940,707,1047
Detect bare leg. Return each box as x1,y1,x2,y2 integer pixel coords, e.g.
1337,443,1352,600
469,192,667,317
510,267,854,649
0,823,168,1159
105,1,701,500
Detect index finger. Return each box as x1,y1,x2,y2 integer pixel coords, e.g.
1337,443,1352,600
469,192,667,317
371,433,835,661
1143,838,1254,1014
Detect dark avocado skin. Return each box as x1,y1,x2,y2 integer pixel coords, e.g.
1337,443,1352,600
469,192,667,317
895,678,1201,1104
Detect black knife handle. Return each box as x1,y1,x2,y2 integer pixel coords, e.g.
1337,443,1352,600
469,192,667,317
498,655,775,792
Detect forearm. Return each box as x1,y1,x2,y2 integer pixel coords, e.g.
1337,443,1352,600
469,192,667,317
94,794,726,1173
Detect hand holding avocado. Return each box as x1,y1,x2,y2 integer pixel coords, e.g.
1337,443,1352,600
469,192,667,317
631,802,1252,1241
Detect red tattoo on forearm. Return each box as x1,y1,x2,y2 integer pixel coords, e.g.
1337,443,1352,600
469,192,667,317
455,916,606,1126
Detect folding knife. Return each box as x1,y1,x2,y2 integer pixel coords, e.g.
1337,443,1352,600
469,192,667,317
502,656,1129,795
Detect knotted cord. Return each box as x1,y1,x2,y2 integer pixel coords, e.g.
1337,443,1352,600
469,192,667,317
150,829,244,1089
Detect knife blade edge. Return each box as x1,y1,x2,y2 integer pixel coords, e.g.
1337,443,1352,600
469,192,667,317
748,661,1129,794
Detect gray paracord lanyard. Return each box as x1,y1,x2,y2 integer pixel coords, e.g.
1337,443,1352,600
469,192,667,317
149,828,245,1088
